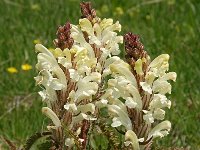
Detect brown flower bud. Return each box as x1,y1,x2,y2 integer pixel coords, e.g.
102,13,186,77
54,22,74,50
124,32,149,80
124,32,146,61
80,2,96,22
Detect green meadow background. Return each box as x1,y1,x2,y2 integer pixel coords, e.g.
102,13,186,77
0,0,199,149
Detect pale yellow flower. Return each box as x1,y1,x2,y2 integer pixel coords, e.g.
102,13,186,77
42,107,61,127
21,64,32,71
7,67,18,73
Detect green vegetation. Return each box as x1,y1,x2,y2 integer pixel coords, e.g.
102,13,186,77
0,0,199,149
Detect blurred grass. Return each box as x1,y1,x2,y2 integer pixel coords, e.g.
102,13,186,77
0,0,199,149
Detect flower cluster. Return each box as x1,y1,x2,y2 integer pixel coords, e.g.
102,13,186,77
34,2,176,149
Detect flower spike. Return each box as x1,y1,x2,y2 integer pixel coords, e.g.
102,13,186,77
33,2,176,149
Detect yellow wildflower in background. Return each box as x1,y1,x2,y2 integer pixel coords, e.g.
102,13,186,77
114,7,124,16
21,64,32,71
168,0,176,5
31,4,41,11
146,15,151,20
7,67,18,73
33,39,41,44
101,5,109,13
127,7,140,18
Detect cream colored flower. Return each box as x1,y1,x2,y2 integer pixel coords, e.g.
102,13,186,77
72,113,96,124
65,138,75,148
35,44,67,91
108,105,132,130
42,107,61,127
143,110,154,124
147,120,171,140
109,60,137,86
140,54,177,96
124,130,140,150
74,78,98,102
149,94,171,109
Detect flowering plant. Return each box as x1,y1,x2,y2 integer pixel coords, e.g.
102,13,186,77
30,2,176,150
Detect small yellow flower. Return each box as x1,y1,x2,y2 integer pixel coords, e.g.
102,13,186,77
127,7,140,18
114,7,124,16
146,15,151,20
31,4,41,11
101,5,109,13
175,25,180,33
167,0,176,5
33,39,41,44
7,67,18,73
21,64,32,71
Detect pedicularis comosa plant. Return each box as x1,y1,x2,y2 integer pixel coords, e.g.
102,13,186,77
28,2,176,150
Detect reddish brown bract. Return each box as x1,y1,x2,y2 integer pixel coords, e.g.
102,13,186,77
54,22,74,50
124,32,146,61
80,2,96,21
